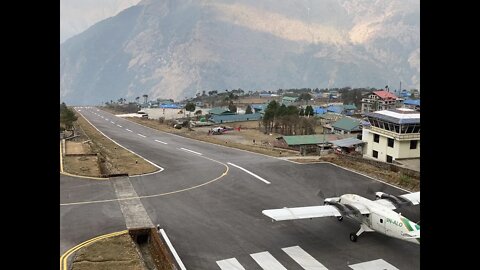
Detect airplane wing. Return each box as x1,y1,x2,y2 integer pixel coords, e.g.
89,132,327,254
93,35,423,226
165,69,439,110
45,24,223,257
400,192,420,205
375,192,420,210
262,205,343,221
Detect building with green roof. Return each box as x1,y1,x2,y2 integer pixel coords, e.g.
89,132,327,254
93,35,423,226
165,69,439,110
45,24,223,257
208,107,235,115
331,117,363,134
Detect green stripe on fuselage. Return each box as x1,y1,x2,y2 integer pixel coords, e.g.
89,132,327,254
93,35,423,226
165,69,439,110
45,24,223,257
401,217,414,232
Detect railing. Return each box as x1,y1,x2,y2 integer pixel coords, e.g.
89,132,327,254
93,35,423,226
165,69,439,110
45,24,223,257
366,126,420,140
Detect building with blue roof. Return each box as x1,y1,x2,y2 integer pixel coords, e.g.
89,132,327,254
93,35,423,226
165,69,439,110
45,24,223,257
314,107,327,115
327,105,344,114
403,99,420,111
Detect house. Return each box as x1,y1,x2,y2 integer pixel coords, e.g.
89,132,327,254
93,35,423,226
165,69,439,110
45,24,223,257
329,137,366,154
343,104,357,115
281,96,298,104
402,99,420,111
362,108,420,163
209,113,262,124
361,90,403,114
326,105,343,114
329,90,340,99
331,117,363,134
251,104,266,113
208,107,235,116
314,107,327,115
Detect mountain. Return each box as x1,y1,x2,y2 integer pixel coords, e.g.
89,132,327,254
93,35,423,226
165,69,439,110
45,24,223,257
60,0,419,105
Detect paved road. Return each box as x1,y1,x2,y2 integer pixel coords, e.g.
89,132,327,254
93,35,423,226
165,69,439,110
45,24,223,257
60,107,420,269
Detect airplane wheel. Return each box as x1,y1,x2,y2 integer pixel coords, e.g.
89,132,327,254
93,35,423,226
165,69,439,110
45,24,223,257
349,233,357,242
337,216,343,221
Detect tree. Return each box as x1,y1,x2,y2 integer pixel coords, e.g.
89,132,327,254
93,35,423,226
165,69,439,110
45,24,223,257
305,105,314,117
135,96,140,103
245,105,253,114
60,103,78,130
142,94,148,104
299,108,305,116
298,92,312,102
228,101,237,113
185,102,196,116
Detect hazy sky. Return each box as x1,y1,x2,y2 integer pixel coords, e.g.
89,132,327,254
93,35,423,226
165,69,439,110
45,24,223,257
60,0,141,43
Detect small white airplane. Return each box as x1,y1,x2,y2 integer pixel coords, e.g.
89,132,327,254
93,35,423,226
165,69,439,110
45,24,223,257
262,191,420,244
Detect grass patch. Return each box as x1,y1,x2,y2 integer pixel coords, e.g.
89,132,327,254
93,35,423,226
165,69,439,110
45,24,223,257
71,234,144,270
319,154,420,192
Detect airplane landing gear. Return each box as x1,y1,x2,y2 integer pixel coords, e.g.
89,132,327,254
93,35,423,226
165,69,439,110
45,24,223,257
349,233,357,242
337,216,343,221
350,224,368,242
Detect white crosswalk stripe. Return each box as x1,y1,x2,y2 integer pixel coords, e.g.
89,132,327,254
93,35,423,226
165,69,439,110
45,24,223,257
250,251,287,270
216,246,398,270
348,259,399,270
216,258,246,270
282,246,328,270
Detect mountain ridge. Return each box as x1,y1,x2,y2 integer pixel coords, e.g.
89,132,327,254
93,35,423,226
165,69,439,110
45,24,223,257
60,0,419,105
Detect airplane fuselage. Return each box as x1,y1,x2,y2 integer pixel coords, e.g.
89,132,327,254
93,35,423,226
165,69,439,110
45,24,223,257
339,194,420,244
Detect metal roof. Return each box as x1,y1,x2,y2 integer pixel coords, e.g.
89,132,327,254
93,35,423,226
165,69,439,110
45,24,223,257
280,135,328,146
372,90,399,100
314,107,327,115
329,137,365,147
159,104,182,109
366,109,420,124
331,117,362,131
208,107,232,115
343,104,357,110
327,105,343,114
403,99,420,106
210,113,262,123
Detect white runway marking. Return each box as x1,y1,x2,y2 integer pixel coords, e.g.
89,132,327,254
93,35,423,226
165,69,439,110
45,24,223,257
159,229,187,270
250,251,287,270
282,246,328,270
126,129,133,132
137,133,146,138
179,148,202,155
117,124,122,128
227,162,271,184
155,139,168,144
216,258,246,270
348,259,399,270
111,121,115,124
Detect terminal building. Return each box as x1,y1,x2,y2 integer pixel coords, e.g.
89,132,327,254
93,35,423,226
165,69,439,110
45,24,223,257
362,108,420,163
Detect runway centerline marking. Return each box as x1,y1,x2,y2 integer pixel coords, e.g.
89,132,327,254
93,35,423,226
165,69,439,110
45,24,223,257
117,124,122,128
179,147,202,155
137,133,146,138
227,162,271,184
154,139,168,144
126,129,133,132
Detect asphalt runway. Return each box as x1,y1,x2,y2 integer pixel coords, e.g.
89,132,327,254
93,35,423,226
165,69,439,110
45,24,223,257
60,107,420,269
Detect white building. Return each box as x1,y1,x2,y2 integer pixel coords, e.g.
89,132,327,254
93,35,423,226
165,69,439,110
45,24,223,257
362,108,420,163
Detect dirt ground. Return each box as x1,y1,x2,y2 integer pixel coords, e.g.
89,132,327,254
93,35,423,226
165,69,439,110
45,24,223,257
71,234,145,270
65,141,88,155
124,117,299,157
